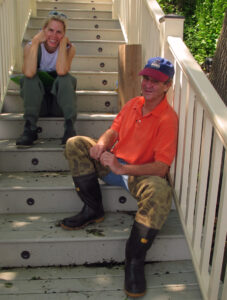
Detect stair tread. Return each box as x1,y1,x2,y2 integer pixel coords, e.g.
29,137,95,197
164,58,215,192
0,260,202,299
7,89,118,95
0,171,72,189
0,112,116,120
23,38,125,44
0,138,72,151
32,17,118,21
0,211,184,242
0,171,119,190
29,26,122,31
38,8,112,13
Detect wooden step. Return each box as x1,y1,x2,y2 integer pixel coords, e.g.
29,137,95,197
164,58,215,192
9,70,118,91
3,90,118,114
0,260,202,299
37,8,113,19
72,55,118,71
0,113,115,139
42,0,113,3
0,172,137,214
22,39,124,56
37,1,112,11
29,17,121,29
0,211,191,267
25,27,124,41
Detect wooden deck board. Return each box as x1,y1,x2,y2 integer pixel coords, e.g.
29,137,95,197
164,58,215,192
0,261,202,299
0,211,183,241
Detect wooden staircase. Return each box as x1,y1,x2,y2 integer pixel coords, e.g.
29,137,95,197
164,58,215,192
0,0,203,298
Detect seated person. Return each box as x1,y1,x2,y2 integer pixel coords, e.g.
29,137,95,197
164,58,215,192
16,11,77,146
61,57,178,298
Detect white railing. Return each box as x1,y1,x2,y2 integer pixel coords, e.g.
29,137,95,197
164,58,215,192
113,1,227,300
0,0,36,112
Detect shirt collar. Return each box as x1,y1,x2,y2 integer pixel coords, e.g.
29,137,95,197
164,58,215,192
133,96,169,117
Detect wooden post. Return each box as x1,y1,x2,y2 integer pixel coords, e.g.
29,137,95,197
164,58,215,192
118,44,142,109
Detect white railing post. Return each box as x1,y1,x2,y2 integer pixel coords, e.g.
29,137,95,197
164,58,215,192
112,0,118,20
127,0,140,44
160,15,185,107
30,0,37,17
0,0,4,109
160,14,185,62
13,0,23,72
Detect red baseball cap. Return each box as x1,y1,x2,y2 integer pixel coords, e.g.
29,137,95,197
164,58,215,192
139,57,175,82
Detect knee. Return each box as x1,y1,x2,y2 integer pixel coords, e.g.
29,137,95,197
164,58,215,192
56,74,72,85
65,135,81,151
65,136,89,159
21,74,39,85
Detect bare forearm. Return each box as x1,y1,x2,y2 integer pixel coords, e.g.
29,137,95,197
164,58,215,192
23,31,46,77
97,128,118,150
90,129,118,160
22,39,39,77
56,39,75,75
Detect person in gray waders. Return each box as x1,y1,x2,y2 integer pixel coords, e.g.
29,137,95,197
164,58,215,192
16,11,77,147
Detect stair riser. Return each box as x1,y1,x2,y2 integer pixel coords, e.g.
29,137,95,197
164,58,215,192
0,151,68,172
72,56,118,72
23,40,124,56
37,2,112,11
43,0,113,3
37,9,112,19
11,55,118,73
0,188,137,214
0,238,190,267
25,28,124,41
76,72,117,90
3,93,118,114
9,72,118,91
29,18,120,29
0,118,112,139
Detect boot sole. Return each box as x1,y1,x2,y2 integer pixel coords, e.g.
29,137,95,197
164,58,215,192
60,216,105,231
124,289,145,298
16,145,35,149
16,140,38,148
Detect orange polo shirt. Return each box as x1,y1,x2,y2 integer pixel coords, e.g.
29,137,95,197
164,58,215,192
110,96,178,166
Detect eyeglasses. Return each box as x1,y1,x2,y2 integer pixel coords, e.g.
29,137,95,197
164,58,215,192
48,11,68,19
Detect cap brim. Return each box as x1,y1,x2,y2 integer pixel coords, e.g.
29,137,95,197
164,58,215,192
138,68,169,82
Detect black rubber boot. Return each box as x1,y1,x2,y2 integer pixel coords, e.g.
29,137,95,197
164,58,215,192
16,120,38,147
61,173,104,230
124,221,159,298
61,119,76,144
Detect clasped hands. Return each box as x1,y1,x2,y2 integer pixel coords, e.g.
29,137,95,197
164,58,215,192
90,145,124,175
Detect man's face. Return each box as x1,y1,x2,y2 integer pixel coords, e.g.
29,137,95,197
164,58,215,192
141,75,171,102
44,20,65,52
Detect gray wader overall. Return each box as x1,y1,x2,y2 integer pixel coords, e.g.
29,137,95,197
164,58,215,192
20,44,77,131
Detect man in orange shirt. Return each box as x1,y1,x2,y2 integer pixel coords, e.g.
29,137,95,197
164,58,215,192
61,57,178,298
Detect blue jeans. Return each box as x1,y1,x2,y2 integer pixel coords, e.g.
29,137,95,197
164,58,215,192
102,158,129,190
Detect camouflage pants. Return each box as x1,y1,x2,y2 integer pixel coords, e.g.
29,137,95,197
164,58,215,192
65,136,172,230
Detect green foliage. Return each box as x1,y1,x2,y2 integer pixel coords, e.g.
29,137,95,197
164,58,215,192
157,0,227,65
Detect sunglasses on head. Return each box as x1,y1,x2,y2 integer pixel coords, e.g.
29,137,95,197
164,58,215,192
48,11,68,19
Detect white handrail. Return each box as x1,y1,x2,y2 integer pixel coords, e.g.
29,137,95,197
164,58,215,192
0,0,36,112
168,36,227,148
113,1,227,299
